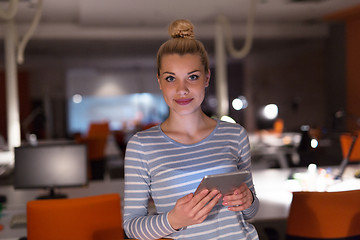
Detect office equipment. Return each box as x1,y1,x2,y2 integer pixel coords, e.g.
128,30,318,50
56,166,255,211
340,131,360,162
336,132,358,179
10,214,27,229
286,190,360,240
27,193,123,240
14,143,88,199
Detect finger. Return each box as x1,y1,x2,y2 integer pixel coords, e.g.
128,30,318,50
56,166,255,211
239,182,248,191
227,202,251,212
195,192,222,220
224,193,253,211
193,189,209,200
223,189,252,207
177,193,194,205
223,183,249,201
192,190,220,212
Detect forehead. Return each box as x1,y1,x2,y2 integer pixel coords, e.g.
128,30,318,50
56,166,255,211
160,54,203,72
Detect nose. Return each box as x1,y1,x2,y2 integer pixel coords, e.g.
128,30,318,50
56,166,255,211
176,80,189,96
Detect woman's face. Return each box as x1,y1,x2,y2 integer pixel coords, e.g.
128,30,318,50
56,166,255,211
157,54,210,116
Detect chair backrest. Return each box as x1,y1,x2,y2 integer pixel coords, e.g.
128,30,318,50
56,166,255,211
340,131,360,162
27,193,124,240
286,190,360,239
88,122,110,139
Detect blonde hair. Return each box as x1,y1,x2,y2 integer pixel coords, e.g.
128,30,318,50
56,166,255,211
156,19,210,76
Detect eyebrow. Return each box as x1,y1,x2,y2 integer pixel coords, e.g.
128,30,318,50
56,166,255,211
188,70,201,75
162,70,201,75
162,71,174,75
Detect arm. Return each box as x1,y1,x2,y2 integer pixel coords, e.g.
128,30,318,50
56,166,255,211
123,135,176,240
222,127,259,219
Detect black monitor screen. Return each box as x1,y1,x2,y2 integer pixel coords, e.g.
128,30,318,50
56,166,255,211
14,143,88,198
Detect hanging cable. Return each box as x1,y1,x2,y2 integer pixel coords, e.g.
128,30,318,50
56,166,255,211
217,0,257,59
17,0,44,64
0,0,19,21
214,0,257,117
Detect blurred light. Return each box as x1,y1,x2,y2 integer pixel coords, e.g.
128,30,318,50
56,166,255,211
300,125,310,131
263,104,278,120
311,138,318,148
72,94,83,104
232,96,248,111
282,136,292,145
220,115,236,123
206,95,217,108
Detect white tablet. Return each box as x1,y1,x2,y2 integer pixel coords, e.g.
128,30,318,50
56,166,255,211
194,170,249,197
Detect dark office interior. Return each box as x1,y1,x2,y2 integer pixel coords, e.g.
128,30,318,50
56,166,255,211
1,1,360,239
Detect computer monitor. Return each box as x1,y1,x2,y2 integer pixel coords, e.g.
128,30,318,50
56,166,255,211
14,143,88,199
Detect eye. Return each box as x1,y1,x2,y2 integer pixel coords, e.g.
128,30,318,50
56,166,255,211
165,75,175,82
189,74,199,80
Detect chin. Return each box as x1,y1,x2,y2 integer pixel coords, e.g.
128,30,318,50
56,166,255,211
173,106,202,116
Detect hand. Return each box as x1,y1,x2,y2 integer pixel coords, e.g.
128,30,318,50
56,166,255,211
222,183,253,211
168,189,222,230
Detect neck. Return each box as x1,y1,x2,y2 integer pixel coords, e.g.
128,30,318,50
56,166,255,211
160,111,217,144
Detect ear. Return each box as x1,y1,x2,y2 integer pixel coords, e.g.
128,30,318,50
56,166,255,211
204,70,210,87
157,75,162,90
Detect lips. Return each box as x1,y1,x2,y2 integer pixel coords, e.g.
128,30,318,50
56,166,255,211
175,98,193,105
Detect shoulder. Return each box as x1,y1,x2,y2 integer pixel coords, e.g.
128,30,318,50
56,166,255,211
127,125,163,146
217,120,247,134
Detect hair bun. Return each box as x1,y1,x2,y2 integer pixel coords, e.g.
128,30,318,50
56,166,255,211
168,19,195,40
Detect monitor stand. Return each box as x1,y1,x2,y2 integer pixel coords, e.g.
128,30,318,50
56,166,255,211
37,187,67,200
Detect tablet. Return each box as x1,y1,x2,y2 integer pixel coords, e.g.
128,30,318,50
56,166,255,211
194,170,249,197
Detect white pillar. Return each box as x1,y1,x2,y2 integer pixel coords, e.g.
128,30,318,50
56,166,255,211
215,20,229,118
5,19,21,150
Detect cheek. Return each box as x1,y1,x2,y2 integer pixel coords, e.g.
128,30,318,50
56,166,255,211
160,86,173,101
194,84,207,95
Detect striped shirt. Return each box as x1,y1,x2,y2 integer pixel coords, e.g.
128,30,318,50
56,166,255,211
123,120,259,240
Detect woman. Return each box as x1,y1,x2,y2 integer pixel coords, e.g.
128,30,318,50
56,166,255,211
123,19,259,240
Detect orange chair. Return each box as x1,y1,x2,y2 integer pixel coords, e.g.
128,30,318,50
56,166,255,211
340,131,360,162
77,121,110,160
286,190,360,239
75,122,110,179
27,193,124,240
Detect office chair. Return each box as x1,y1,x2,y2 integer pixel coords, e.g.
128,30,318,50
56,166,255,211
75,121,110,179
27,193,124,240
286,190,360,240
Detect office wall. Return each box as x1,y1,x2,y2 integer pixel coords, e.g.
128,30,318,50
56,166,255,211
324,3,360,132
0,33,347,140
245,39,327,132
66,67,160,98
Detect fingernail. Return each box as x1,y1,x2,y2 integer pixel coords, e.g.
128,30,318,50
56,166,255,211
202,189,209,194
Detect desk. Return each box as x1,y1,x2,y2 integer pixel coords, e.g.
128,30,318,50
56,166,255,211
249,132,301,168
252,165,360,221
1,165,359,240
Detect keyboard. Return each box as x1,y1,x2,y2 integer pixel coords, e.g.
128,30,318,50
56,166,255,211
10,214,27,229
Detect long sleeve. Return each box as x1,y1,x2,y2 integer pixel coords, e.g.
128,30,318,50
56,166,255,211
237,127,259,220
123,134,176,240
